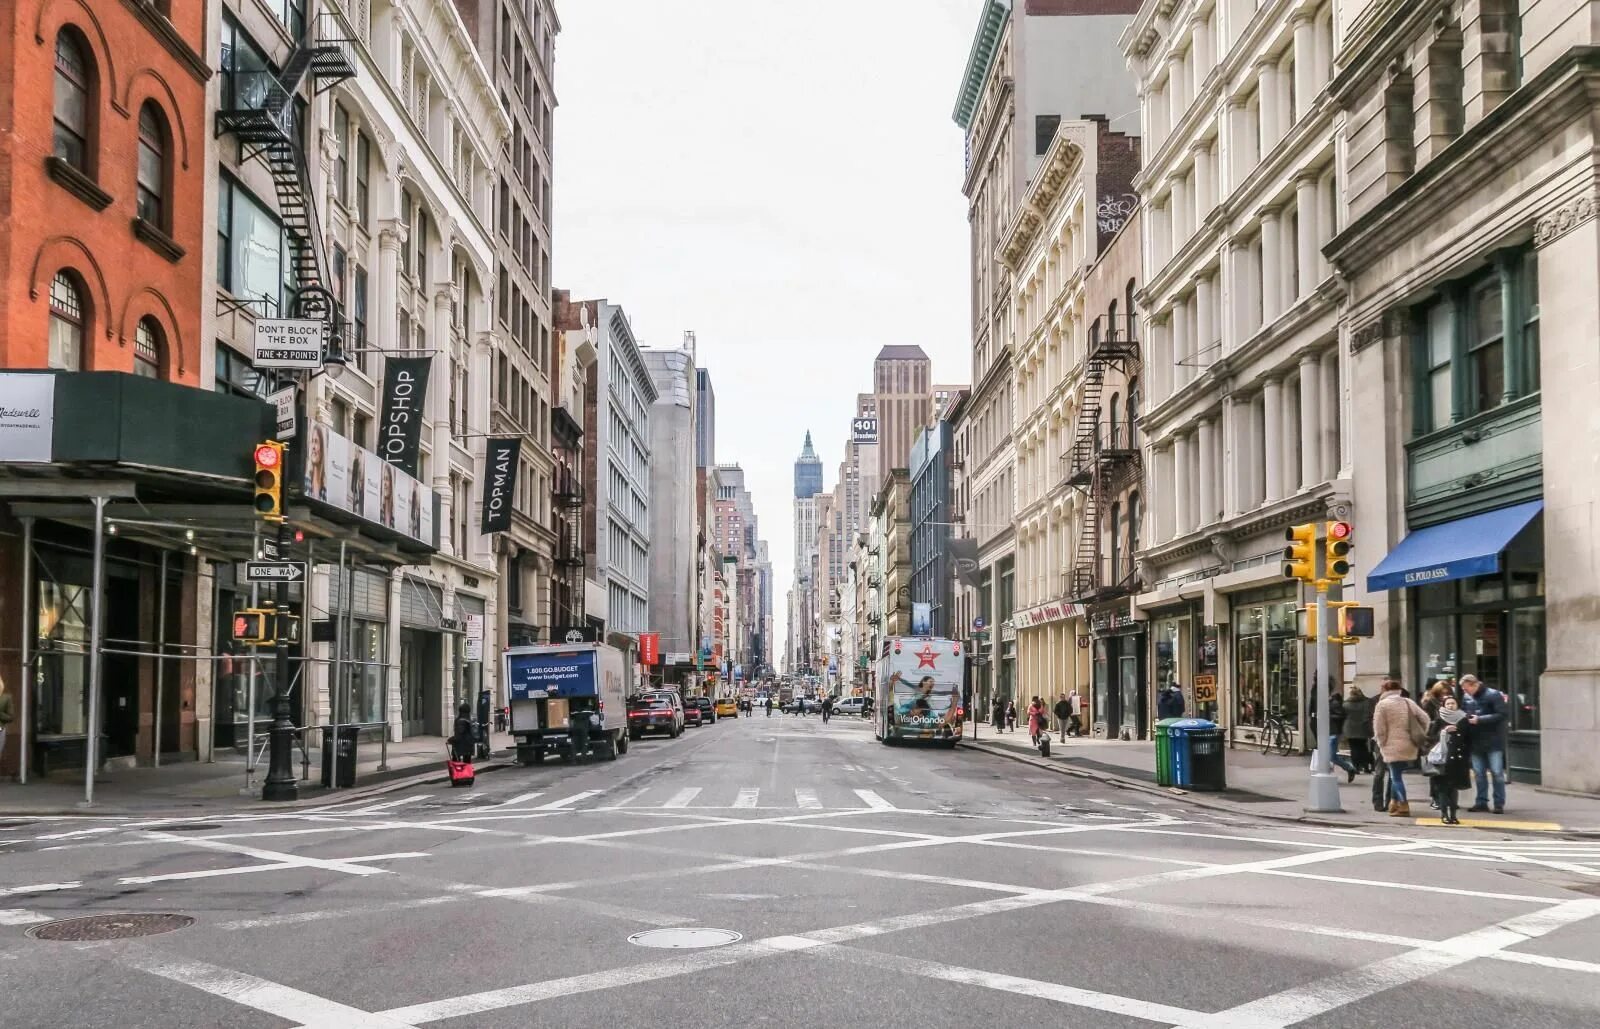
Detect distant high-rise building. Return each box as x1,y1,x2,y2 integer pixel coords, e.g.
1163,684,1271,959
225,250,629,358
695,366,716,469
794,430,824,499
873,346,933,471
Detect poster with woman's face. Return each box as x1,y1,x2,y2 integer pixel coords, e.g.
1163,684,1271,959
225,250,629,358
380,464,396,528
348,448,365,517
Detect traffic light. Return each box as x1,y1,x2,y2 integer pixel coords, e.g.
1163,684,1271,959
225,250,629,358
253,441,285,520
231,609,272,644
1325,520,1353,579
1283,522,1317,581
1335,605,1375,638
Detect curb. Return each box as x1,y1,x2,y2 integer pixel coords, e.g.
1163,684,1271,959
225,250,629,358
0,759,514,819
959,739,1594,838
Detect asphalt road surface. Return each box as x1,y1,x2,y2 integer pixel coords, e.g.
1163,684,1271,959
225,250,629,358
4,713,1600,1028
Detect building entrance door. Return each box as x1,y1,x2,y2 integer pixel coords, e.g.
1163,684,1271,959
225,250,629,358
1118,654,1139,741
401,630,426,737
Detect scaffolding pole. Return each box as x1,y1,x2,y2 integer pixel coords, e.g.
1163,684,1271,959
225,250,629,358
83,496,107,806
207,563,222,762
330,540,348,790
152,549,169,768
244,521,260,794
17,517,32,785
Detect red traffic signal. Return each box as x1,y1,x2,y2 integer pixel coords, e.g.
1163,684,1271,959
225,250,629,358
254,443,282,468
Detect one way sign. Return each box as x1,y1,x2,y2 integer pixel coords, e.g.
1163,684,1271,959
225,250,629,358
244,561,305,583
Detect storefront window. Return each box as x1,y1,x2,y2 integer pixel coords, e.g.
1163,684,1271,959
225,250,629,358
1233,596,1299,729
35,580,90,736
1154,618,1180,694
342,620,387,726
1093,638,1109,729
1235,606,1264,727
1512,608,1543,731
1195,624,1219,721
1418,616,1456,689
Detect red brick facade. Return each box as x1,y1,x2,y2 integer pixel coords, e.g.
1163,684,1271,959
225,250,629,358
0,0,209,382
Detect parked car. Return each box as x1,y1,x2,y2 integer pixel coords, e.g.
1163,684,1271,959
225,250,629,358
714,697,739,718
832,697,867,717
628,691,684,739
684,702,703,727
688,696,716,725
783,697,822,714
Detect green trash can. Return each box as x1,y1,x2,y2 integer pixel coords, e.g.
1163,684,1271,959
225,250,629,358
1154,717,1182,786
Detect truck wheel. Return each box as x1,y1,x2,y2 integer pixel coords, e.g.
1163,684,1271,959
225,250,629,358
532,750,545,764
617,734,629,755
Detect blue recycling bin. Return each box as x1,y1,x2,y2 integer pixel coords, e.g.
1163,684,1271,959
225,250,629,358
1167,718,1216,788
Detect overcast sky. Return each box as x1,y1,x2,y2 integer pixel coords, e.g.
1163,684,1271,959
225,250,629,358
554,0,979,669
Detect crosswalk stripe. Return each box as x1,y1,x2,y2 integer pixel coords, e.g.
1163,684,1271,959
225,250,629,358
854,789,893,811
664,788,702,809
537,790,602,810
796,789,822,810
338,795,432,816
734,788,760,809
493,791,545,809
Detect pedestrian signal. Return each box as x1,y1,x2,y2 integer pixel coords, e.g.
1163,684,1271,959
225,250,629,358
231,609,272,644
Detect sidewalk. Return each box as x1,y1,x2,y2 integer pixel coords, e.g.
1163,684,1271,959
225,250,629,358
0,732,516,817
963,726,1600,835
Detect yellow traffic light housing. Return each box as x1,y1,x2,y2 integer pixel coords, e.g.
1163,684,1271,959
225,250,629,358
1296,605,1318,641
231,609,273,645
1283,522,1317,581
1325,520,1353,579
253,441,286,520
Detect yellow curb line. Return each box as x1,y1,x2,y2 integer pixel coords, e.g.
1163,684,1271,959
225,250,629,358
1413,817,1565,832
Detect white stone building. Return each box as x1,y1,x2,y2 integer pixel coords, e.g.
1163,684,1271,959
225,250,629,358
1123,0,1344,745
589,301,654,646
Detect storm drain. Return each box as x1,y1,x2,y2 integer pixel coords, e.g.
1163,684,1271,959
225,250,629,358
627,927,742,949
28,913,194,942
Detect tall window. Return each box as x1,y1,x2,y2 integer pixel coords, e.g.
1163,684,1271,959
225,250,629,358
333,104,350,207
1521,255,1540,392
53,31,92,172
136,103,168,226
48,272,86,370
355,132,371,225
1108,501,1121,585
133,317,162,378
1126,379,1140,448
400,191,414,275
352,265,369,354
1468,279,1505,413
1126,492,1141,580
216,175,285,312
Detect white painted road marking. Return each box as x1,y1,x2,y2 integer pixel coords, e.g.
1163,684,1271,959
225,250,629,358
537,790,602,810
337,795,434,816
124,952,420,1028
854,789,893,811
0,882,80,897
733,788,760,809
0,910,53,926
795,788,822,810
140,831,418,877
663,788,702,808
494,791,546,808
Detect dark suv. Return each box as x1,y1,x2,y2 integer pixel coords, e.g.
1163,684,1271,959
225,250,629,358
687,696,716,725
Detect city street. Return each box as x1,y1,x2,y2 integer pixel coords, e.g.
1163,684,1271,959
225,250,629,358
3,715,1600,1028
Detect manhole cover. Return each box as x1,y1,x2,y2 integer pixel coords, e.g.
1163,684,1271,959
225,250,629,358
29,913,194,941
627,927,742,949
142,823,223,832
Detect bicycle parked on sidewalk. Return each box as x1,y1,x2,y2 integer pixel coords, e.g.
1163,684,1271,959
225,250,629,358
1257,710,1294,756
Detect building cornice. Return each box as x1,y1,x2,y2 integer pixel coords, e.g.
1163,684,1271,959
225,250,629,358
953,0,1012,129
998,127,1088,272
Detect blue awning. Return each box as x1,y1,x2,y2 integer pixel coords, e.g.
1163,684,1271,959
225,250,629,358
1366,501,1543,593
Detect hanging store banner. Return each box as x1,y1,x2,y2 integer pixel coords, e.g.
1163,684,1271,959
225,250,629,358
639,632,661,666
911,602,933,636
0,373,55,462
303,421,437,547
378,357,432,476
949,537,982,588
479,436,522,533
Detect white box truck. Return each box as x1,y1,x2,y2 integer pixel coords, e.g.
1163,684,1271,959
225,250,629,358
504,642,629,763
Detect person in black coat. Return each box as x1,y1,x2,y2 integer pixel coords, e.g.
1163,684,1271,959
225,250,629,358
1341,685,1375,773
1427,696,1473,824
451,703,476,763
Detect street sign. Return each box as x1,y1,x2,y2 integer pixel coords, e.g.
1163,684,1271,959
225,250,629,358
259,535,281,560
268,385,297,439
464,613,484,661
973,616,987,631
243,561,305,583
252,319,325,370
971,629,990,640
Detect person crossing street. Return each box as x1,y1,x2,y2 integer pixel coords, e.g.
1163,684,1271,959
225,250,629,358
1054,694,1071,743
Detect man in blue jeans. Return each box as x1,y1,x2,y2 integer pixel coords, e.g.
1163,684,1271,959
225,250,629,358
1460,675,1508,813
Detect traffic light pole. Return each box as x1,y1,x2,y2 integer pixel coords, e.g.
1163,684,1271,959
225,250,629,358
1306,557,1341,814
262,516,299,801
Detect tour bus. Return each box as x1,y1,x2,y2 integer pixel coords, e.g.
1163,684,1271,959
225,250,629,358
875,636,965,746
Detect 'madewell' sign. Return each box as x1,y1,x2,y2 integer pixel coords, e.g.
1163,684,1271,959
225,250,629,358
0,373,55,462
378,358,431,476
479,437,522,534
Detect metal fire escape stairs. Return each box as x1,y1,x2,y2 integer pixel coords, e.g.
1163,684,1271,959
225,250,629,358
1064,313,1143,603
215,16,356,337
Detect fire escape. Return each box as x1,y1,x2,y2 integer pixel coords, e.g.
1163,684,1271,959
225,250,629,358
215,16,356,333
551,406,587,630
1065,312,1143,602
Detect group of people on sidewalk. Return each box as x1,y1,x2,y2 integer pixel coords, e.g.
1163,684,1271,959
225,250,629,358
1326,674,1510,823
988,694,1084,744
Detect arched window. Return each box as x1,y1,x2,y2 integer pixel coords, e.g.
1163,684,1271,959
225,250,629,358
1126,378,1140,448
53,30,93,172
136,103,169,228
134,317,163,378
1108,500,1121,586
1107,298,1119,344
49,271,86,370
1126,278,1138,339
1107,392,1120,448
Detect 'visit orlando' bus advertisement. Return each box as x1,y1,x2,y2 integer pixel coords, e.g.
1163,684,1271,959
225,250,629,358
876,637,964,745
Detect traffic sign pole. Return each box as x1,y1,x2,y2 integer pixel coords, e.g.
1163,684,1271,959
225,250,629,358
262,476,298,801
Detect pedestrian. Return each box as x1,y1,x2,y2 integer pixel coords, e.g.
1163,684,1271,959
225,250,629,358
1027,697,1047,747
991,697,1005,731
1341,684,1374,773
1326,682,1356,781
1421,679,1455,722
822,695,834,724
450,703,476,763
765,696,773,717
1157,682,1185,719
1426,694,1472,825
1069,690,1084,737
1372,677,1430,817
1005,699,1018,733
1459,674,1509,814
0,674,12,762
1053,694,1071,743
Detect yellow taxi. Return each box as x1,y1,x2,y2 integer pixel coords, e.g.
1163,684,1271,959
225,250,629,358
714,697,739,718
